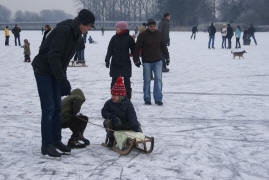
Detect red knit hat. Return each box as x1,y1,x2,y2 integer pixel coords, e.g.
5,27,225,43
111,77,126,96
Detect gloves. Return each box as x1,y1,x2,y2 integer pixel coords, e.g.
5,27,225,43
112,116,122,129
166,58,170,66
135,61,141,68
106,62,110,68
59,79,71,96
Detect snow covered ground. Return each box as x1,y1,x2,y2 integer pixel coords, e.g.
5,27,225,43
0,30,269,180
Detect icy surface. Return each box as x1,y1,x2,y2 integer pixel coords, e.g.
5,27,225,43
0,30,269,180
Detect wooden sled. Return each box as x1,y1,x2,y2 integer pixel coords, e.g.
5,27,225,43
102,132,154,155
68,60,88,67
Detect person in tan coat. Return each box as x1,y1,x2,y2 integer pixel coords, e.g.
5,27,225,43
23,39,31,62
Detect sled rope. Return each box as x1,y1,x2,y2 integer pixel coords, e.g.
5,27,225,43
77,116,142,140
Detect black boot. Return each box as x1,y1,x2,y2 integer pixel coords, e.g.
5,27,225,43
107,136,115,147
55,142,71,153
41,145,62,157
68,138,87,148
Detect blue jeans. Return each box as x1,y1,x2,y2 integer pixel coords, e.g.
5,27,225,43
208,35,215,48
143,60,163,103
34,73,62,148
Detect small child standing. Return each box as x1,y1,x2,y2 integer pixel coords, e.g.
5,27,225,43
105,21,137,99
101,77,142,147
23,39,31,62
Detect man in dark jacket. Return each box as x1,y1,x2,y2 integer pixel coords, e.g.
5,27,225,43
102,77,141,147
208,22,216,49
158,13,171,72
61,88,90,148
227,24,234,49
191,25,198,40
248,24,257,45
105,21,135,99
32,9,95,157
12,24,21,46
134,19,169,106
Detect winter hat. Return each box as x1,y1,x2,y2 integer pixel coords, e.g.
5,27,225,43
147,19,156,26
116,21,128,30
111,77,126,96
78,9,95,26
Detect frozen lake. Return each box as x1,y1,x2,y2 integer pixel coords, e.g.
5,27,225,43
0,30,269,180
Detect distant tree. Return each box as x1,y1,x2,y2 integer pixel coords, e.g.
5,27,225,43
0,4,12,22
40,10,73,22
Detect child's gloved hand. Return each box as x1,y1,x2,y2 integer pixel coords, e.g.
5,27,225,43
112,116,122,129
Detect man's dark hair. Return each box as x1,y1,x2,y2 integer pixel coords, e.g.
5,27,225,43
164,13,170,18
77,9,95,26
147,19,156,26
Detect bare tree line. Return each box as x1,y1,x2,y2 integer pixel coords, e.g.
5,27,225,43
75,0,159,21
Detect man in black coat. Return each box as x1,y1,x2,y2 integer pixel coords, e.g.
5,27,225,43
248,24,257,45
105,21,135,99
208,22,216,49
227,24,234,49
12,24,21,46
32,9,95,157
158,12,171,72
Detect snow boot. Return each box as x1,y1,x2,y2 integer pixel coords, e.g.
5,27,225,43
68,138,87,148
41,145,62,157
55,142,71,153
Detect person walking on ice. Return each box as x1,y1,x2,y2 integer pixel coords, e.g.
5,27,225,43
32,9,95,158
105,21,135,99
134,19,169,106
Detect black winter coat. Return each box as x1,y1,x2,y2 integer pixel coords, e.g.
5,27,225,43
32,19,84,80
12,27,21,37
105,30,135,77
227,26,234,39
101,98,140,132
208,25,216,36
248,26,256,35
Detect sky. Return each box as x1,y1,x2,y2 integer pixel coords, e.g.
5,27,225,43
0,0,79,17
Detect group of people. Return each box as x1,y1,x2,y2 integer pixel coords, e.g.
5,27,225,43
4,24,32,62
207,23,257,49
31,9,171,158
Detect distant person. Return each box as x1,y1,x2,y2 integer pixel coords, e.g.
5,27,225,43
248,24,257,45
22,39,31,62
158,12,171,72
190,25,198,40
41,26,44,35
134,19,169,106
12,24,21,46
208,22,216,49
88,35,94,44
4,26,9,46
139,23,147,35
32,9,95,158
221,24,227,48
227,24,234,49
243,28,251,45
135,26,138,36
235,25,241,49
101,27,104,36
41,25,52,46
74,32,87,64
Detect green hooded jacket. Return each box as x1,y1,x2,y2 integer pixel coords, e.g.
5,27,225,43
61,88,85,124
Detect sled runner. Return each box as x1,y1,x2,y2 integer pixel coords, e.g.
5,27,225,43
102,131,154,155
68,60,88,67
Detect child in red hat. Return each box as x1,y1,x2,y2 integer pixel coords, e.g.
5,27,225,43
101,77,142,147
